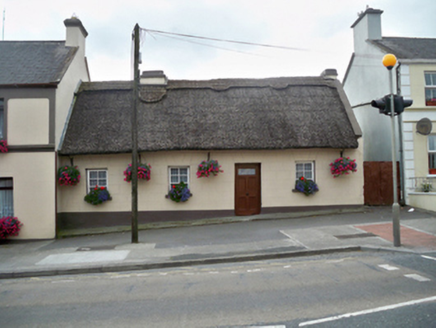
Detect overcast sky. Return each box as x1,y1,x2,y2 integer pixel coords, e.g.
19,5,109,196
2,0,435,82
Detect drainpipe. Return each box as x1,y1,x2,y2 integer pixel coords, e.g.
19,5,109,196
396,62,406,206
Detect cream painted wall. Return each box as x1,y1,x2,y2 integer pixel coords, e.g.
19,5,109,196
55,44,89,150
0,152,56,239
412,122,436,177
7,98,49,145
408,64,436,108
409,193,436,212
58,145,364,214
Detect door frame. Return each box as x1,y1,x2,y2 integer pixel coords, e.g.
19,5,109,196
234,163,261,216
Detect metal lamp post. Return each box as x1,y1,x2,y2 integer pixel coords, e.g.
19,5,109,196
382,53,401,247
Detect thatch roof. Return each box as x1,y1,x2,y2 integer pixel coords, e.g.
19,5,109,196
59,75,361,155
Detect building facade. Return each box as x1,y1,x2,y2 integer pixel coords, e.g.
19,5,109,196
343,8,436,212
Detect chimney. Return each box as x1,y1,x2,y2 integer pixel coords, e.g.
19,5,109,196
64,16,88,54
140,71,168,85
351,7,383,53
321,69,338,80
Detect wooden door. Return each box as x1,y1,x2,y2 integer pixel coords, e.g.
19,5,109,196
235,164,261,216
364,161,401,205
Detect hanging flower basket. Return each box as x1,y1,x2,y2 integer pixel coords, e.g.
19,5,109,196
124,163,151,182
84,186,112,205
166,181,192,202
58,166,81,186
0,216,23,239
197,159,223,178
294,176,319,196
0,140,8,153
329,157,357,178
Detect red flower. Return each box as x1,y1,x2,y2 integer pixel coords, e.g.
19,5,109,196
101,186,105,190
94,186,99,190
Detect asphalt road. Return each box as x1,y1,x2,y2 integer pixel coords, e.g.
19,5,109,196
1,251,435,327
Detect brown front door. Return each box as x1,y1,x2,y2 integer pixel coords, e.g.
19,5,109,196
235,163,261,216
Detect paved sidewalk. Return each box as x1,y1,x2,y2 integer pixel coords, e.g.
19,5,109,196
1,206,435,279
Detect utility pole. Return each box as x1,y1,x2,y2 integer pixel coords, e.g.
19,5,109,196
383,53,401,247
131,24,140,243
2,8,5,40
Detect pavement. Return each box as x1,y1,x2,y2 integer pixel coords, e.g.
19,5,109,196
1,206,436,279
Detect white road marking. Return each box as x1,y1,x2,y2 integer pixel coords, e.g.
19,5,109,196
298,295,436,326
279,230,309,248
209,271,219,274
421,255,436,261
404,274,431,282
283,265,292,269
378,264,399,271
247,269,261,273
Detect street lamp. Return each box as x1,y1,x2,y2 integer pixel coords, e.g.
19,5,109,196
383,53,401,247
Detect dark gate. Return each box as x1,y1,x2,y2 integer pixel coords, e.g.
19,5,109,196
363,161,401,205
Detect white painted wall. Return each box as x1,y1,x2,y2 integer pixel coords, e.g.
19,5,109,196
0,152,56,239
58,146,364,214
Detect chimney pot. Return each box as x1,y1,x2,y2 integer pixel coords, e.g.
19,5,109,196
140,71,168,85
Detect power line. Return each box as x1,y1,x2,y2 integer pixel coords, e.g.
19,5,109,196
141,28,308,52
145,29,267,57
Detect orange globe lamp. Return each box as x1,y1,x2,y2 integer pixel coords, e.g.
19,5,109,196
382,54,397,70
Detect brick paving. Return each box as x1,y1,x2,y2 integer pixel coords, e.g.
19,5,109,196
356,223,436,250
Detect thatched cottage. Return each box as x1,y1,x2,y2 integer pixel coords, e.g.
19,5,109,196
57,69,364,231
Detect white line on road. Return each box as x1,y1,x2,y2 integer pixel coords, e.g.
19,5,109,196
404,274,431,282
298,295,436,326
279,230,309,248
378,264,399,271
421,255,436,261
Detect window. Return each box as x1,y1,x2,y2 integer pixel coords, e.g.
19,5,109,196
429,135,436,175
296,162,314,180
425,72,436,106
0,178,13,217
0,99,4,138
87,169,108,193
169,167,189,190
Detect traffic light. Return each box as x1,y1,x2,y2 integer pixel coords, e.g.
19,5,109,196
371,94,413,116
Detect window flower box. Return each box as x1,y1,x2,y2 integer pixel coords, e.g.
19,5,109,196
0,140,8,153
426,99,436,106
330,157,357,178
58,166,81,186
197,159,223,178
166,181,192,202
84,186,112,205
0,216,23,239
294,176,318,196
124,163,151,182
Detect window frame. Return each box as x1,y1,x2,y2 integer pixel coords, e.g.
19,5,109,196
168,166,190,191
0,178,14,217
424,72,436,106
295,161,315,181
428,135,436,175
86,169,108,193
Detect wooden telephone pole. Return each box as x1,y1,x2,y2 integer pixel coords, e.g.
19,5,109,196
131,24,140,243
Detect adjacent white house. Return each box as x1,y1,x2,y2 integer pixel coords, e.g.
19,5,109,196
0,18,90,239
343,7,436,212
